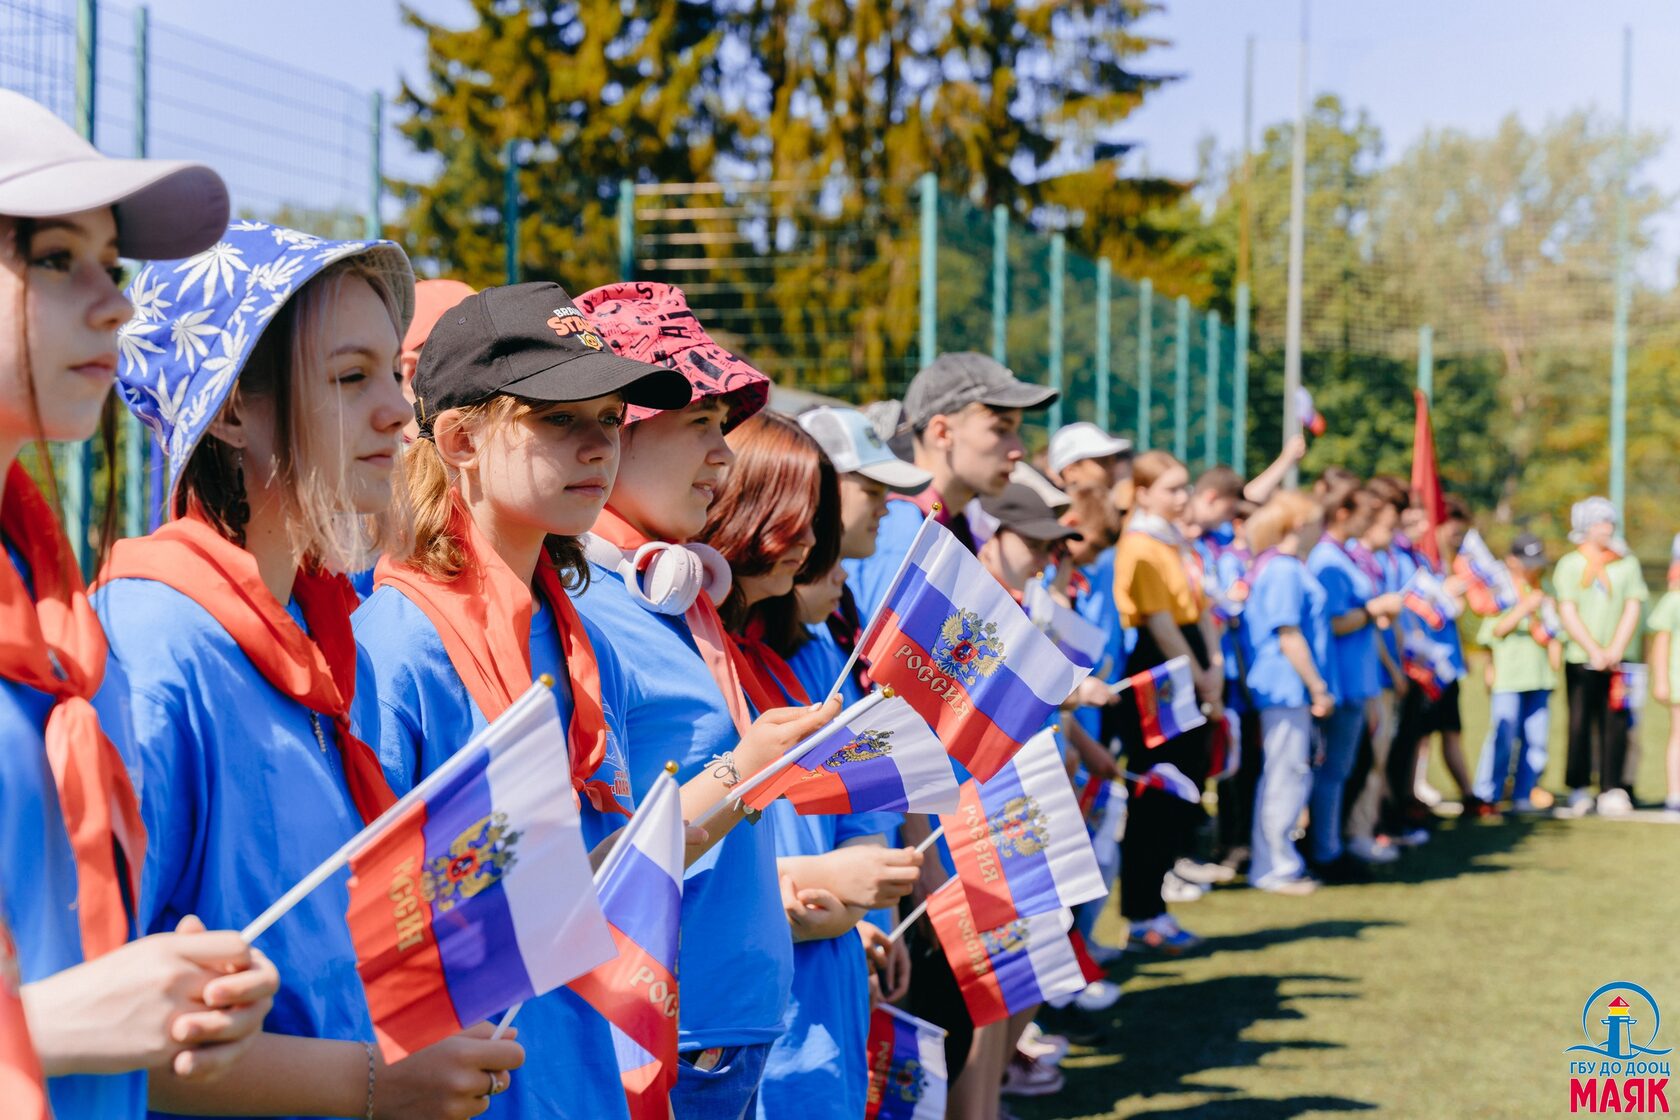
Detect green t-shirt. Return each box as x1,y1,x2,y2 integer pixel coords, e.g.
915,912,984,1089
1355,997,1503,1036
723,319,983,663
1552,550,1648,664
1476,611,1556,693
1645,591,1680,701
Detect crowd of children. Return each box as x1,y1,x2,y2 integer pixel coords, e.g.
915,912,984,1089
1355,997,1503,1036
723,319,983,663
4,85,1678,1120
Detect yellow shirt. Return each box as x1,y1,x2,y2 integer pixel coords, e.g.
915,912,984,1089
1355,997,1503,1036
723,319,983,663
1114,531,1202,628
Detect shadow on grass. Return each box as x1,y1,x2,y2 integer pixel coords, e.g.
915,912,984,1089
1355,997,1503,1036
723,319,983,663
1191,918,1401,957
1124,1096,1380,1118
1380,814,1544,885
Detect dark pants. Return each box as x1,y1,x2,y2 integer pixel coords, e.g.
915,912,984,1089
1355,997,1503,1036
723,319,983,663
1118,626,1211,923
1216,705,1264,862
1565,663,1631,793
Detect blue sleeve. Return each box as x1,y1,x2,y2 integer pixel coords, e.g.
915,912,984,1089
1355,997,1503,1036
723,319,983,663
1317,560,1359,617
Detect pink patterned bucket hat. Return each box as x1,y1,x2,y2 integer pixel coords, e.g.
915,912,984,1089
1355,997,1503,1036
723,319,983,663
575,282,769,432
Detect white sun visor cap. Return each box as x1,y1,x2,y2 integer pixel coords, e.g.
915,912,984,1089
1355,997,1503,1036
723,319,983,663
1047,421,1132,478
799,405,933,494
0,90,229,260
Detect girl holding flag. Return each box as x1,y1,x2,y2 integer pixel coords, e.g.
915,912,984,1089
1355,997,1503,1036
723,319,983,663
352,279,695,1119
0,90,279,1117
99,222,524,1117
570,283,841,1118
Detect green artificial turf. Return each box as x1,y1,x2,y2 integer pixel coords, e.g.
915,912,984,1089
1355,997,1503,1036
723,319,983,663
1015,675,1680,1120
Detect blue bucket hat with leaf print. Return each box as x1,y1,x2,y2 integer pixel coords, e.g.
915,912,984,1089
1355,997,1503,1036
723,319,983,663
117,220,416,506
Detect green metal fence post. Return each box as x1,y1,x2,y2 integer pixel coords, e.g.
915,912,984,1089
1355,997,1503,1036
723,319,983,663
1137,279,1153,449
919,172,937,369
1610,25,1632,521
617,178,635,281
125,4,148,541
66,0,97,572
364,91,383,240
1173,296,1190,463
1047,233,1065,431
1205,309,1221,470
1417,323,1434,403
1095,259,1112,432
502,140,519,285
991,205,1008,365
1233,282,1250,476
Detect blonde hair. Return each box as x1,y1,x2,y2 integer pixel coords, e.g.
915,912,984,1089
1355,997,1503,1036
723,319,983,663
402,395,589,588
178,258,412,574
1131,449,1184,493
1247,491,1322,554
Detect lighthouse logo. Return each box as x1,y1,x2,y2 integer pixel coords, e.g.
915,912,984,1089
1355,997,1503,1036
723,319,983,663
1565,982,1672,1114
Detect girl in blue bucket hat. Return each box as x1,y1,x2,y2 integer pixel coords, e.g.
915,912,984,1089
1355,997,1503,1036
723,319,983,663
95,220,523,1118
0,88,280,1119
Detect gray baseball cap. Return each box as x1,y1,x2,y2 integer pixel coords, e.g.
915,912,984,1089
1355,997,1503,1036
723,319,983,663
903,352,1057,429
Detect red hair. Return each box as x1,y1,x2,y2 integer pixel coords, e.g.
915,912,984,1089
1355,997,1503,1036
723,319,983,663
700,411,840,631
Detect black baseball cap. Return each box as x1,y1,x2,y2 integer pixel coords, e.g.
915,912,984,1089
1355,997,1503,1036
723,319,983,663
981,484,1083,544
412,281,690,434
1510,532,1547,567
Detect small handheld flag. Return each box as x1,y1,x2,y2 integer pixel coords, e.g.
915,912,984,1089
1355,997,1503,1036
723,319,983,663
1401,625,1461,702
1296,387,1327,437
740,691,960,816
1612,663,1648,716
1454,530,1517,615
864,1005,948,1120
568,765,686,1120
1401,569,1460,631
1130,762,1201,803
1531,599,1562,645
1114,656,1206,749
857,519,1091,781
1024,582,1106,670
925,879,1086,1027
0,906,45,1120
938,728,1106,929
342,682,616,1062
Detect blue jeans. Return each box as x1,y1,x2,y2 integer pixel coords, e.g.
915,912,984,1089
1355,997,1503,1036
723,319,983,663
1250,707,1314,887
1473,690,1551,804
1310,703,1365,865
673,1042,771,1120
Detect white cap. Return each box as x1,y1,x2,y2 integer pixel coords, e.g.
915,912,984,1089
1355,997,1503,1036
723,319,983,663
1048,421,1132,478
1010,461,1070,512
0,89,229,260
799,406,933,493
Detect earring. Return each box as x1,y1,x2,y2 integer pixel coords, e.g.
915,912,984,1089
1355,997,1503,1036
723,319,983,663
227,446,250,547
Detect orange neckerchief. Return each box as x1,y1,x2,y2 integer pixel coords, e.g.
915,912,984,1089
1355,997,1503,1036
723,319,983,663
735,617,811,711
375,497,626,816
0,464,143,960
100,510,395,826
1578,542,1623,593
592,506,756,732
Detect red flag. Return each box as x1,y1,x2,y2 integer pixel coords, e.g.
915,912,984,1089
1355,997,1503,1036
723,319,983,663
1410,389,1446,570
0,910,47,1120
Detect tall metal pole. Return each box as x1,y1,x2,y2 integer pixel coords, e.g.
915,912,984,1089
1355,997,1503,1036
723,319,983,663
1609,25,1632,522
1417,324,1434,403
1239,33,1255,293
502,140,519,285
364,91,383,240
1282,0,1309,489
1137,279,1153,448
1173,295,1190,463
1095,259,1112,432
617,178,635,280
991,205,1008,364
125,4,148,540
1047,233,1065,431
1234,281,1250,475
918,171,938,370
66,0,97,572
1205,310,1221,470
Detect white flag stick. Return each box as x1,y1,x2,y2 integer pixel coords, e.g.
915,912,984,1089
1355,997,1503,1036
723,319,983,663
887,895,932,943
491,1004,521,1040
240,679,557,944
915,824,946,854
824,511,944,704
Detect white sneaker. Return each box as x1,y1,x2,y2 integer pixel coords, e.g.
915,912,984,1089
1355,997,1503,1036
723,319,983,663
1173,857,1237,885
1414,780,1444,808
1393,828,1431,847
1596,788,1634,817
1346,836,1401,865
1000,1055,1065,1097
1074,979,1123,1012
1554,788,1595,819
1161,871,1207,903
1017,1022,1071,1065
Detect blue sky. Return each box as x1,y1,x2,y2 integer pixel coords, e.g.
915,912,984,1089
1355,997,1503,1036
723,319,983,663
134,0,1680,272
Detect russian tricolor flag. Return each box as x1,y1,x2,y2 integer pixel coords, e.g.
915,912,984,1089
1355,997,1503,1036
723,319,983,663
1455,529,1517,615
739,691,959,816
345,685,615,1062
1124,656,1206,750
864,1004,948,1120
1401,569,1460,631
925,878,1086,1027
938,728,1106,930
568,767,685,1120
0,909,46,1120
1024,581,1107,670
857,520,1091,782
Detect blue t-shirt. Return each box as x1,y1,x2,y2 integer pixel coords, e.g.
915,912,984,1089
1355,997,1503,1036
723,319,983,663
1,546,149,1119
352,584,634,1120
843,499,925,624
96,577,384,1120
756,803,869,1120
572,562,793,1049
1308,538,1380,703
1244,555,1330,710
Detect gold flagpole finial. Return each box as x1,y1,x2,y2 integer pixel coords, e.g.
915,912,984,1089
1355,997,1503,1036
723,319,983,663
537,673,556,688
881,685,897,699
664,760,679,775
930,501,943,513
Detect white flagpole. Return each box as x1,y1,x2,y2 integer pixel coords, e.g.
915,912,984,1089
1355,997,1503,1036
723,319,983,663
915,824,945,854
824,508,945,703
239,678,556,944
887,895,932,943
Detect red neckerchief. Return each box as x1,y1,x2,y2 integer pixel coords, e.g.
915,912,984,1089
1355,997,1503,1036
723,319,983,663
0,464,143,959
375,495,627,816
1578,542,1624,593
100,509,396,825
592,506,757,734
735,616,812,710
